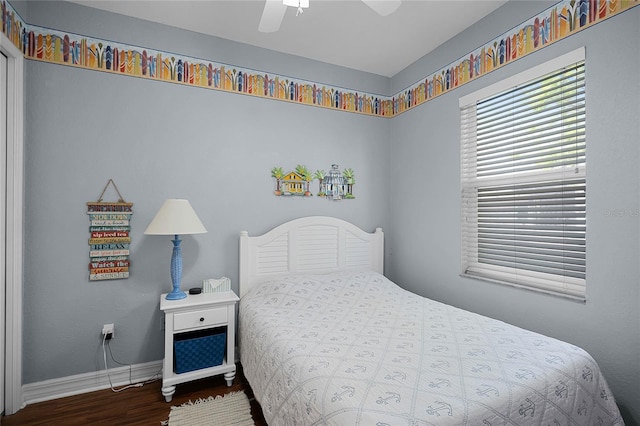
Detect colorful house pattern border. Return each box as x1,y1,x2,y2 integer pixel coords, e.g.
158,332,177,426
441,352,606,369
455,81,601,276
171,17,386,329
1,0,637,118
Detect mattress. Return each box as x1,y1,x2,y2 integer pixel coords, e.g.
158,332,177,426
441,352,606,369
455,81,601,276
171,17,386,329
239,270,623,425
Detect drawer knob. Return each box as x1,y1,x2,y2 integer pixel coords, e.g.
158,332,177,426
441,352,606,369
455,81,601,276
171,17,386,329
199,317,205,322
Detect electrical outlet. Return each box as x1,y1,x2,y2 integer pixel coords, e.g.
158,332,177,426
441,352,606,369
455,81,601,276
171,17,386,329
102,323,114,340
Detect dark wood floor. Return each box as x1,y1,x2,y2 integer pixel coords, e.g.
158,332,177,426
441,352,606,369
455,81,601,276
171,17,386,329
2,364,268,426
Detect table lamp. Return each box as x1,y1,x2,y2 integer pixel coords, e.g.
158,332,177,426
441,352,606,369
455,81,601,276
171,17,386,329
144,199,207,300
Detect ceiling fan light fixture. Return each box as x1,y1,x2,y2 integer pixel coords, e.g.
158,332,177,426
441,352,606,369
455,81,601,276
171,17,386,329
283,0,308,16
283,0,309,8
262,0,398,34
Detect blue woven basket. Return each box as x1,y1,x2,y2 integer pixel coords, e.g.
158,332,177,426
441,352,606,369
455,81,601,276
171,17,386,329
174,328,226,374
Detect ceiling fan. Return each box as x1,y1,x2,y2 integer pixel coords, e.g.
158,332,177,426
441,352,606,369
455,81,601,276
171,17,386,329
258,0,402,33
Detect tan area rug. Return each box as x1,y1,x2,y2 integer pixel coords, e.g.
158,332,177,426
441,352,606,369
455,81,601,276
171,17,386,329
162,391,255,426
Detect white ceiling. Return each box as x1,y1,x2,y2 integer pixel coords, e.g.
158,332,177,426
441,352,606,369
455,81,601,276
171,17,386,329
66,0,508,77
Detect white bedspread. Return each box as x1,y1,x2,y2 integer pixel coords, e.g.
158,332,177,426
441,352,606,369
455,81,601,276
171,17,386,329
239,270,623,425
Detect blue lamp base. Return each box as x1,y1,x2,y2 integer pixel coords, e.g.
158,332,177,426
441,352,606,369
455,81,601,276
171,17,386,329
166,289,187,300
165,235,187,300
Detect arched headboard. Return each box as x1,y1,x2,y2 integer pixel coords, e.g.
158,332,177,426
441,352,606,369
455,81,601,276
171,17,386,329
239,216,383,297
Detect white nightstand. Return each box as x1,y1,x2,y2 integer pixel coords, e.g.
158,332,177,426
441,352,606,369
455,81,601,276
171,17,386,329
159,291,239,402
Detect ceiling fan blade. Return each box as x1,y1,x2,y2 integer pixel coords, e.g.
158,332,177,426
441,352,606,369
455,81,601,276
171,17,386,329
361,0,401,17
259,0,288,33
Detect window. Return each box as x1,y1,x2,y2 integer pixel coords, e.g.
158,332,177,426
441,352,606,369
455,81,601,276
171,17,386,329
460,48,586,301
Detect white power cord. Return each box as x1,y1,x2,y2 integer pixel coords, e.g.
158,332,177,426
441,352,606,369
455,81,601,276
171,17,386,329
102,333,162,392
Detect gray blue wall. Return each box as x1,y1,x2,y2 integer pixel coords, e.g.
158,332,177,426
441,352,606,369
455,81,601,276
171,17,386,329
15,1,640,424
388,2,640,423
18,0,390,385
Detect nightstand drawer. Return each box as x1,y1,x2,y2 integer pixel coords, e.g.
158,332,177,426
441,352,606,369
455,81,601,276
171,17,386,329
174,307,227,331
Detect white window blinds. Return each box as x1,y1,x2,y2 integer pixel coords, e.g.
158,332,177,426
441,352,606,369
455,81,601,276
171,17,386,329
460,48,586,300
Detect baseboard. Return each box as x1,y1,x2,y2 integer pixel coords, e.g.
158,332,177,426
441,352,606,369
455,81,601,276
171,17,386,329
21,360,163,406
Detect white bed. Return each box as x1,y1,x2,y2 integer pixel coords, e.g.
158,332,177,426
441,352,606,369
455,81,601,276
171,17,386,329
238,216,623,425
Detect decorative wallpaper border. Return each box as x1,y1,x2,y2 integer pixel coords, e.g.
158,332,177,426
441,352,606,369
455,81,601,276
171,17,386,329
1,0,637,118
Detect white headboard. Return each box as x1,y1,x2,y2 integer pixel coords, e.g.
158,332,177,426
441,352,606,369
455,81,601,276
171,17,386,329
239,216,384,297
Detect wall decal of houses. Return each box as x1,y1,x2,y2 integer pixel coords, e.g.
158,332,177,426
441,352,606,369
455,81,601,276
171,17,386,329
272,165,312,197
271,164,355,200
319,164,355,201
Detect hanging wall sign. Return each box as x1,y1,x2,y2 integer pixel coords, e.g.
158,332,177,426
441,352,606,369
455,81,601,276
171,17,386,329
87,179,133,281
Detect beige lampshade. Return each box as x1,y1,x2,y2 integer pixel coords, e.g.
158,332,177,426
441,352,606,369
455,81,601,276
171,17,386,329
144,199,207,235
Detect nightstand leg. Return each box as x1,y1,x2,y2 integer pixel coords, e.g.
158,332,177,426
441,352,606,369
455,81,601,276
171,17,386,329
224,368,236,387
162,385,176,402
